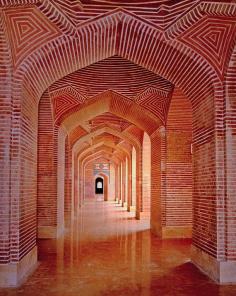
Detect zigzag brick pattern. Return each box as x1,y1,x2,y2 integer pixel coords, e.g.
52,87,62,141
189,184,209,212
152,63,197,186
0,1,236,285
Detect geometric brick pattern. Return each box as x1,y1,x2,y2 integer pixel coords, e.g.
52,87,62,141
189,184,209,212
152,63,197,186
36,0,199,35
52,0,83,26
48,56,173,124
88,112,132,132
1,0,236,286
180,17,236,76
49,56,173,99
50,86,85,122
3,6,61,67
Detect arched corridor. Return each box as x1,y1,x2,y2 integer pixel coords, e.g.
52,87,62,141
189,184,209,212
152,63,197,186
1,0,236,293
2,199,236,296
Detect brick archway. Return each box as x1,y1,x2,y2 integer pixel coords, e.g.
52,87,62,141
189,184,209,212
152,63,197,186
223,44,236,264
14,22,222,282
1,3,236,287
95,174,109,201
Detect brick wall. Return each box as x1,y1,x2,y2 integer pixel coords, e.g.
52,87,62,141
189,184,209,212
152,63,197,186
0,1,236,285
131,147,136,207
64,137,73,219
37,92,57,234
57,127,66,235
142,133,151,215
191,91,217,257
84,162,94,200
165,87,193,228
18,85,38,260
84,158,111,201
225,46,236,260
150,130,163,236
108,164,116,201
0,16,11,264
121,159,126,206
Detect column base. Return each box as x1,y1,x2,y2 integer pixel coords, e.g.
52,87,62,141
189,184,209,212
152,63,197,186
162,226,192,238
151,221,162,238
0,246,38,287
191,245,236,284
139,211,151,220
122,201,128,209
128,205,136,212
136,210,140,220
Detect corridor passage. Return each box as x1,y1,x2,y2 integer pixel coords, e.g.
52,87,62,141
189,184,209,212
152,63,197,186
1,199,236,296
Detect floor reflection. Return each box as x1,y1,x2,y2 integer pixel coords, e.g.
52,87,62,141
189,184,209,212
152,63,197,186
1,199,236,296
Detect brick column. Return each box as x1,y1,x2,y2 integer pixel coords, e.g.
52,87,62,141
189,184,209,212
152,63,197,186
190,86,233,284
163,87,192,238
121,160,126,207
118,163,122,204
0,18,11,267
115,164,119,201
135,149,142,219
150,128,164,237
225,50,236,266
64,137,73,222
72,153,79,215
191,54,236,284
127,155,132,212
0,19,36,288
37,95,65,239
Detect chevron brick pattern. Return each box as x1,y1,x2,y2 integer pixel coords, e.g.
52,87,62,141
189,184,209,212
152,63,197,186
179,17,236,76
3,6,61,67
1,0,236,286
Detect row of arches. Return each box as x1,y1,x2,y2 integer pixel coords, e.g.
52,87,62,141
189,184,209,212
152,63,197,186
37,86,192,241
92,133,150,216
0,3,236,286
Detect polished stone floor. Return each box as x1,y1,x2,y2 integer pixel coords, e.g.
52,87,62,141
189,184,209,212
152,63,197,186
1,199,236,296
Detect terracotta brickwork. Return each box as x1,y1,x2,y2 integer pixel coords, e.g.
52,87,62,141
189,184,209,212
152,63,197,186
37,92,57,236
64,136,73,219
142,132,151,217
0,0,236,287
165,87,193,235
150,130,163,236
84,158,113,201
131,147,136,209
225,45,236,261
0,15,11,264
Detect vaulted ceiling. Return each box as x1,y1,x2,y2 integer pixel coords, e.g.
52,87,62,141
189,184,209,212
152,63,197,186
49,56,173,129
46,0,200,29
2,0,236,166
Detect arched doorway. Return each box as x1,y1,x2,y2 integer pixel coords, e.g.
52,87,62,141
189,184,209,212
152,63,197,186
95,177,104,194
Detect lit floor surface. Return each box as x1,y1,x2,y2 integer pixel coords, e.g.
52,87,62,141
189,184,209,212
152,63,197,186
1,199,236,296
